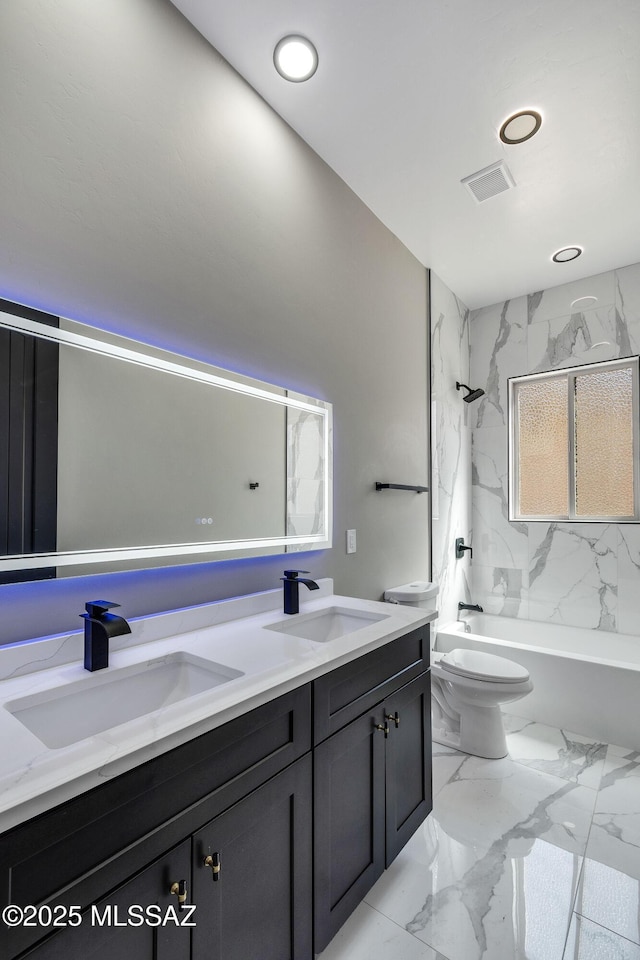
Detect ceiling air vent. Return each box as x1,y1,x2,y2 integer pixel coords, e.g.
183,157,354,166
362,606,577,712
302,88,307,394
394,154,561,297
461,160,515,203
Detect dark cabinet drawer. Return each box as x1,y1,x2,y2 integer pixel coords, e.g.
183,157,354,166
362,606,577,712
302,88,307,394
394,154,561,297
313,625,430,742
1,684,311,960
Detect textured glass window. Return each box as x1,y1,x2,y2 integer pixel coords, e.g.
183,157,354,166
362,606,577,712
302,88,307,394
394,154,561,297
517,379,568,516
575,367,634,517
510,358,639,521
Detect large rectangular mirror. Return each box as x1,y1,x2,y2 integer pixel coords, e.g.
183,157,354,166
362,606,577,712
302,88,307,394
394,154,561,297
0,305,332,581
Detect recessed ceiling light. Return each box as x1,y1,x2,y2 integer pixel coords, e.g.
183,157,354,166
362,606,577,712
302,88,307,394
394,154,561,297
570,295,598,309
552,246,583,263
273,35,318,82
499,110,542,144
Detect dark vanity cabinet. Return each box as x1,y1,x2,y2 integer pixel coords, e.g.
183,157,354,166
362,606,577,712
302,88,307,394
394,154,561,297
313,627,432,951
1,625,431,960
1,686,312,960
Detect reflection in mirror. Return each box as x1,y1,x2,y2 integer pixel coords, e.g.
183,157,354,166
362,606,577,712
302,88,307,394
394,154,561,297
0,306,332,581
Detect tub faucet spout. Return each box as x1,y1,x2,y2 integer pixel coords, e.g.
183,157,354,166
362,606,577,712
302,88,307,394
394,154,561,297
458,601,483,614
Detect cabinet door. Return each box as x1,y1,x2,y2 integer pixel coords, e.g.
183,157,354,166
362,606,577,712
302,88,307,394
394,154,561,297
22,841,191,960
384,670,432,866
192,754,312,960
313,708,386,952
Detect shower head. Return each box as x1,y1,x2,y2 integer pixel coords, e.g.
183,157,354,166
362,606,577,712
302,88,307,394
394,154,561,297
456,381,485,403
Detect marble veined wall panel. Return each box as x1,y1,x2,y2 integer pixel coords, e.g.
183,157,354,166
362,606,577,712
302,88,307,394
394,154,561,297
472,425,528,569
617,263,640,354
617,526,640,636
472,563,528,618
528,305,623,372
471,298,527,430
527,270,615,326
528,523,618,629
470,259,640,634
431,274,472,625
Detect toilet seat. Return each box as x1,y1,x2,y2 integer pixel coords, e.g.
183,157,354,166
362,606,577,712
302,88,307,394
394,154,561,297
438,648,530,684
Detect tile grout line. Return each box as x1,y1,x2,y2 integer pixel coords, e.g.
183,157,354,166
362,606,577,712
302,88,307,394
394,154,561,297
572,910,640,950
362,899,457,960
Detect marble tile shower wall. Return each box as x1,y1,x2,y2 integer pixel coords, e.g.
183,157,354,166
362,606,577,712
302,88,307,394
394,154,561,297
430,274,473,626
469,260,640,633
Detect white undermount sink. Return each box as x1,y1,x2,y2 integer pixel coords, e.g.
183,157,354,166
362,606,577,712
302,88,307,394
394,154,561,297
264,605,390,643
5,652,244,749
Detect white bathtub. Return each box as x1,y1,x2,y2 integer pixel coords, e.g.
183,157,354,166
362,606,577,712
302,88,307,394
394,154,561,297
436,614,640,749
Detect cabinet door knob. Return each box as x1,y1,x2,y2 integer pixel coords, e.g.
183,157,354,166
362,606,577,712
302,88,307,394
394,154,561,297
204,852,221,881
385,712,400,728
170,879,188,908
374,722,389,739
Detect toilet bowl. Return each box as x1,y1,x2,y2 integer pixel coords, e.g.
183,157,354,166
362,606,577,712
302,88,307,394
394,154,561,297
383,582,532,760
430,648,533,759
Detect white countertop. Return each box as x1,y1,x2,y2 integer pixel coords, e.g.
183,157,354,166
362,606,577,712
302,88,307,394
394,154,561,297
0,581,436,832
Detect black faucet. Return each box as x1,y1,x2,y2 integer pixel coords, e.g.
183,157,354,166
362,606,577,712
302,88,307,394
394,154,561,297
81,600,132,671
281,570,320,615
458,601,483,614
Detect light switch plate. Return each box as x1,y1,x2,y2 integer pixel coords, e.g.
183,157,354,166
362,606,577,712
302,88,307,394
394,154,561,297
346,529,357,554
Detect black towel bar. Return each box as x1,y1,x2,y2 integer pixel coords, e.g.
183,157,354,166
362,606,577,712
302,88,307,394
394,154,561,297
375,482,429,494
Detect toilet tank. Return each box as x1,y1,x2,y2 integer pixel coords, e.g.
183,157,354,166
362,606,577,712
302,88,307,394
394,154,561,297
384,581,439,607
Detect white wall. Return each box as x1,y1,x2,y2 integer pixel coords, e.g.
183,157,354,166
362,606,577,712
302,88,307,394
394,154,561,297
470,260,640,634
0,0,430,643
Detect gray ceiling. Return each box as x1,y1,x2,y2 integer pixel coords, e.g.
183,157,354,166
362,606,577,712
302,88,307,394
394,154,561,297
170,0,640,309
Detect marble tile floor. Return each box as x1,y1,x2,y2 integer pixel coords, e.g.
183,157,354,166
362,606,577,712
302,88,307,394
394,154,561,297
317,716,640,960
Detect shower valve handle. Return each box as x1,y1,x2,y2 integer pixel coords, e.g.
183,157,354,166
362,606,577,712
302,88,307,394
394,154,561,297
455,538,473,559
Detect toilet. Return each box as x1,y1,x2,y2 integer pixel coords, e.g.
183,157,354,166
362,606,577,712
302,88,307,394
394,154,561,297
384,582,533,759
430,648,532,758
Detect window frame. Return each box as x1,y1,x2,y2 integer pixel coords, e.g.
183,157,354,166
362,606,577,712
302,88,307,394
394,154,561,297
508,356,640,523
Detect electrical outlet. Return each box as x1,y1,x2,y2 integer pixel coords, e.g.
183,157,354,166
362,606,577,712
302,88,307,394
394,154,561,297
346,529,357,554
